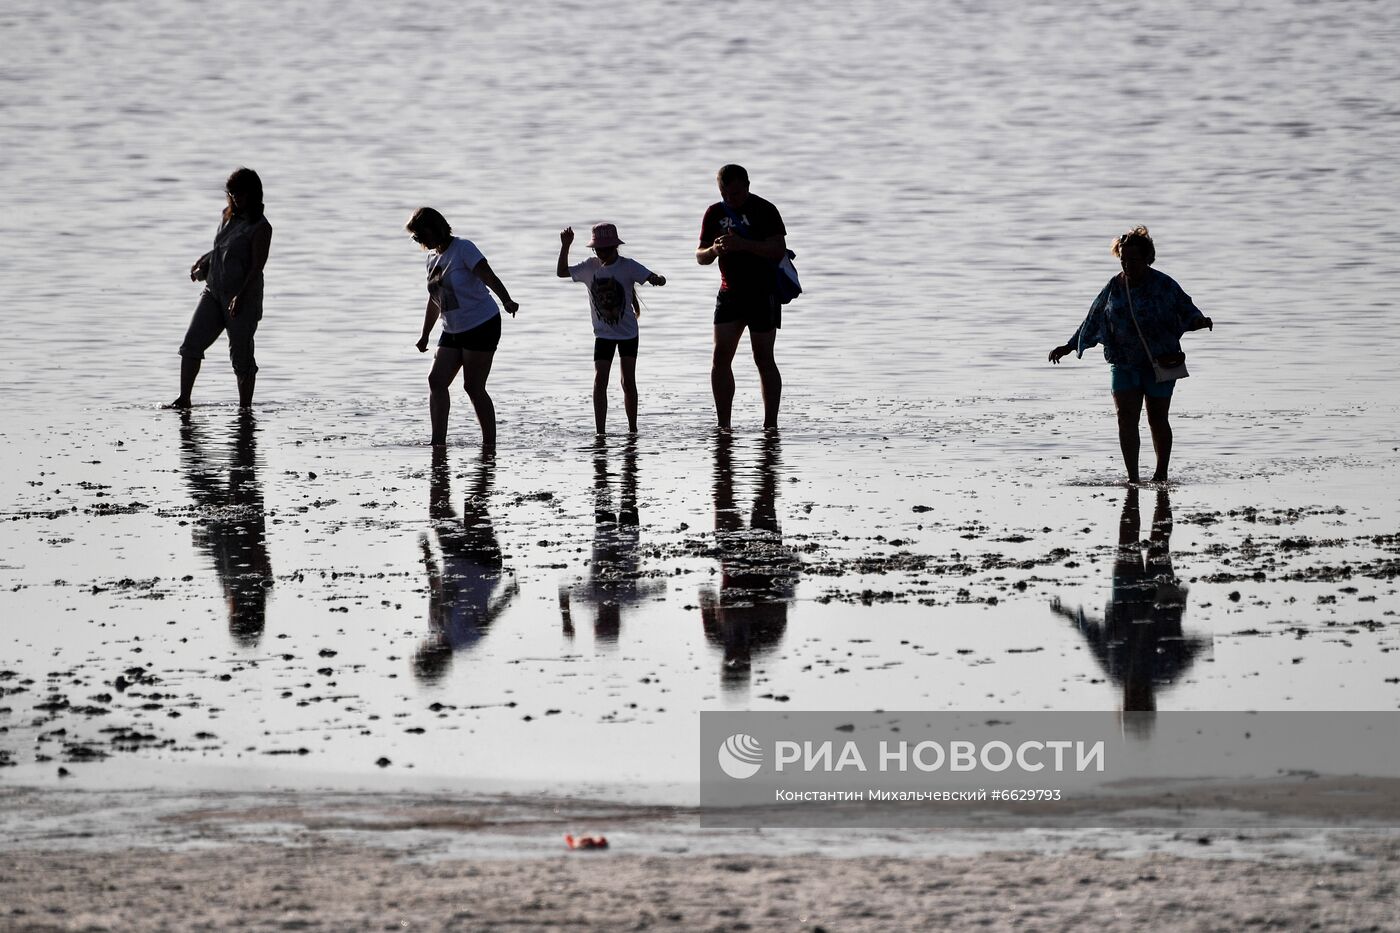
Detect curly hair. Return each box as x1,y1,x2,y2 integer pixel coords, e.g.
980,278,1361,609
1111,225,1155,264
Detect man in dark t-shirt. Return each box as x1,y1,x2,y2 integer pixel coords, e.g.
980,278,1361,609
696,164,788,429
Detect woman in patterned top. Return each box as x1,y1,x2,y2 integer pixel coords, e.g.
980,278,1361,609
1049,226,1214,484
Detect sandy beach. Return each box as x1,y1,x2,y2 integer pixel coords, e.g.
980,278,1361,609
4,786,1398,932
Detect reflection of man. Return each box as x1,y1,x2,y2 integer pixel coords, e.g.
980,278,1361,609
180,410,273,646
415,450,518,682
696,164,787,429
558,438,663,647
700,432,798,693
1051,487,1208,716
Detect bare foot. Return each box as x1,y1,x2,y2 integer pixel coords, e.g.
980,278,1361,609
163,398,192,410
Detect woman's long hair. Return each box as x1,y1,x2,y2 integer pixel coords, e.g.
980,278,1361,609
222,167,265,223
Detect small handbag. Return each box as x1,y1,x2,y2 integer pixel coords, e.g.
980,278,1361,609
1122,276,1189,383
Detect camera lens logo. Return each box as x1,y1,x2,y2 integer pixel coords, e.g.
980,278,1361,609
717,733,764,780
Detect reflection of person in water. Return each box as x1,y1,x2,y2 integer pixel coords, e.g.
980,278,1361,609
1051,486,1208,714
700,431,798,693
415,450,518,682
558,438,664,647
179,410,273,646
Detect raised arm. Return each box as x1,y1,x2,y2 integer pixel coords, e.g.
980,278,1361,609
556,227,574,278
472,259,520,316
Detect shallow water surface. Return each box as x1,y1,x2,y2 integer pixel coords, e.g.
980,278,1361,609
1,0,1398,796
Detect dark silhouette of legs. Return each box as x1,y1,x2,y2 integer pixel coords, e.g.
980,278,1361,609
711,322,745,429
593,356,612,434
619,355,638,433
1145,396,1173,482
462,350,496,451
1113,389,1145,483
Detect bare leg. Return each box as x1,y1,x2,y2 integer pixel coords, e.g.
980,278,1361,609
237,372,255,410
168,356,201,408
711,322,745,430
749,328,781,429
593,356,613,435
1113,390,1145,484
428,349,464,446
1145,395,1173,483
462,349,497,451
619,355,638,433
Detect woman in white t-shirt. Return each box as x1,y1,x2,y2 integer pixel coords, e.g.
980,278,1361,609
406,207,519,449
556,223,665,434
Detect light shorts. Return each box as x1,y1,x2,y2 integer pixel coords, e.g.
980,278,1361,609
1110,364,1176,398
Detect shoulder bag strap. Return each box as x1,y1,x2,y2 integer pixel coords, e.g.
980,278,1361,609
1121,274,1155,362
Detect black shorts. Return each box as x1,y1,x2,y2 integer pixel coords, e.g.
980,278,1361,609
438,314,502,352
594,336,639,362
714,290,780,331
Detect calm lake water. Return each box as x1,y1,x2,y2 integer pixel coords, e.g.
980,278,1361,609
1,0,1398,795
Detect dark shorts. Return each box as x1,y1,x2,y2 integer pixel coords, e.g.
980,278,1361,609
1110,364,1176,399
438,314,501,353
594,336,639,362
714,290,780,332
179,289,261,376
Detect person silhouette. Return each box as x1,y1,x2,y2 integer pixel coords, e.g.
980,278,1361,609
558,437,664,647
179,410,272,645
414,450,518,682
699,431,798,694
1051,486,1209,718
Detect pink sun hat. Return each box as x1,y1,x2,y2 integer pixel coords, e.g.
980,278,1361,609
587,222,624,248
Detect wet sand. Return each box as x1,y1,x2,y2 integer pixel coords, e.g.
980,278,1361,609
3,394,1398,927
3,786,1398,932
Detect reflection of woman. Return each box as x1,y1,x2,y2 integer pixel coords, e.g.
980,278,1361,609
180,410,273,646
1051,486,1207,713
700,432,798,692
406,208,519,450
170,168,272,410
415,450,518,682
1048,227,1214,484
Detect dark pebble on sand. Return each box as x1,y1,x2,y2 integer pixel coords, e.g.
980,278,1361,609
376,757,391,767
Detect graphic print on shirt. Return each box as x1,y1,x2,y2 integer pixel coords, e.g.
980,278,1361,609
590,275,627,326
428,265,456,315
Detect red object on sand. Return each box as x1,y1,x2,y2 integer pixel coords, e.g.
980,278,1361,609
564,834,609,850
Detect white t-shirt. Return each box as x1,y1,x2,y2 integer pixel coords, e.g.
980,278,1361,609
427,237,500,334
569,256,653,340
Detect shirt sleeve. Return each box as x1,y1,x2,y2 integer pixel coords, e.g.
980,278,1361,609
568,260,592,283
698,205,720,248
626,258,653,282
457,238,486,272
1071,282,1113,356
765,201,787,239
1173,279,1205,329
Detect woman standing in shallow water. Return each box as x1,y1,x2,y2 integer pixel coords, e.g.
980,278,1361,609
406,207,518,449
169,168,272,410
1048,226,1214,484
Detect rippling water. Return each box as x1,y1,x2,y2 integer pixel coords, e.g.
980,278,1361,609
3,0,1398,416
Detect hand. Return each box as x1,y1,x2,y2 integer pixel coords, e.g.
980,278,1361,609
1200,317,1213,331
227,294,240,318
560,227,574,246
1048,345,1071,364
649,274,666,287
416,336,430,353
503,299,519,317
713,234,738,255
189,258,208,282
